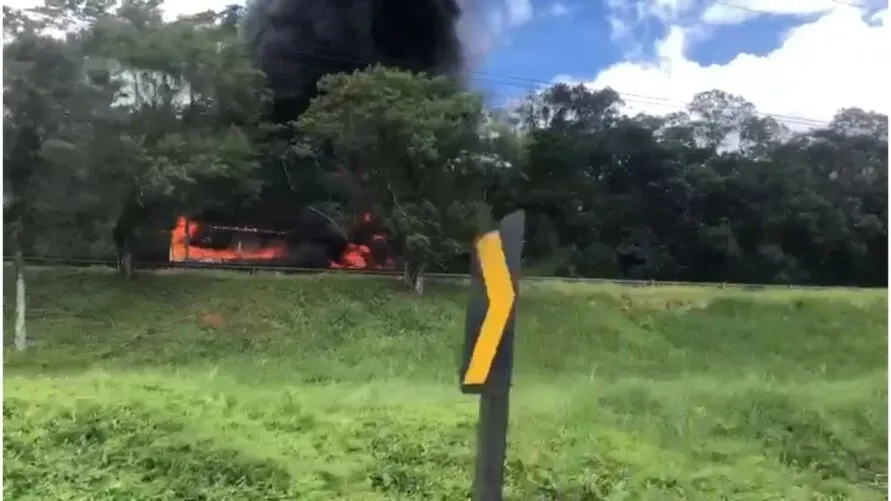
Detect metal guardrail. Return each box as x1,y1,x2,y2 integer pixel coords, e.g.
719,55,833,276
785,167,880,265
3,256,879,291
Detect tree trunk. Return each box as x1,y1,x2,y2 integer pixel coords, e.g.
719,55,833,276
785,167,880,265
113,221,134,279
120,251,133,279
413,268,425,295
14,249,27,352
403,261,425,295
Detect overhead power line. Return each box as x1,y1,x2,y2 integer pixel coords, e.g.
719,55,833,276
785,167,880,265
711,0,871,16
828,0,872,8
288,46,834,127
9,0,846,128
457,0,873,128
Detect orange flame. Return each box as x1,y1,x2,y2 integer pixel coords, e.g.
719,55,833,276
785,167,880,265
169,212,394,270
169,216,289,263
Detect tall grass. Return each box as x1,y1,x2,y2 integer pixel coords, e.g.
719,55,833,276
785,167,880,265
3,270,887,500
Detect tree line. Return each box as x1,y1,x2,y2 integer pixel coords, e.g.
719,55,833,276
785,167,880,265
4,0,888,296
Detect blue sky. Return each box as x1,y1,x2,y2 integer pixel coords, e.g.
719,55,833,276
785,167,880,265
10,0,882,123
479,4,617,99
475,0,825,105
469,0,886,123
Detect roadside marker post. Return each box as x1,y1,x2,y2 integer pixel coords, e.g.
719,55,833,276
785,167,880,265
460,210,525,501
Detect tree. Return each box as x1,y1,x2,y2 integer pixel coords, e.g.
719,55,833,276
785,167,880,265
4,4,886,290
3,5,124,349
686,89,756,150
69,0,270,277
505,82,887,285
296,66,492,293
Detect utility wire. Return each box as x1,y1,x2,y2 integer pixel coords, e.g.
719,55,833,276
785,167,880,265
463,0,873,127
11,0,847,128
699,0,873,16
829,0,873,8
289,57,833,130
284,45,834,127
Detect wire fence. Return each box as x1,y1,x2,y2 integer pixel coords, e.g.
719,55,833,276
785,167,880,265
3,255,880,292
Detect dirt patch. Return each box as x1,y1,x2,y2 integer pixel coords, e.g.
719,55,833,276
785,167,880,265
199,311,227,328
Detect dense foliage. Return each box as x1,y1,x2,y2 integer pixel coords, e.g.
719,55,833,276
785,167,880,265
3,1,887,286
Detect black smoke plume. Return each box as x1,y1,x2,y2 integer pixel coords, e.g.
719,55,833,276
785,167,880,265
242,0,476,123
202,0,484,267
125,1,486,267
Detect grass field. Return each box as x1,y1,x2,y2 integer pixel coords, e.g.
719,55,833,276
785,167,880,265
2,268,888,500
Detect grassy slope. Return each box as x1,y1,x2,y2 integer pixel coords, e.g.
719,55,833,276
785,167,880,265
2,269,888,500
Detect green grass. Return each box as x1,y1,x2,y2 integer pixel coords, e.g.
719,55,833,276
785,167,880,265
3,268,888,500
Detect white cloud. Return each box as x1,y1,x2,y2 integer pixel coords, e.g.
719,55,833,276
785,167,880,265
604,0,877,55
606,0,696,28
608,17,629,41
701,0,837,25
547,2,571,18
608,0,844,30
604,0,693,56
505,0,534,26
584,5,887,127
647,0,699,22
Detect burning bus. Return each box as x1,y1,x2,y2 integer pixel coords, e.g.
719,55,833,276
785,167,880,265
168,211,394,270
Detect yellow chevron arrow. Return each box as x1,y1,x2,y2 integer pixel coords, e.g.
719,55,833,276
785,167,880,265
463,230,515,386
